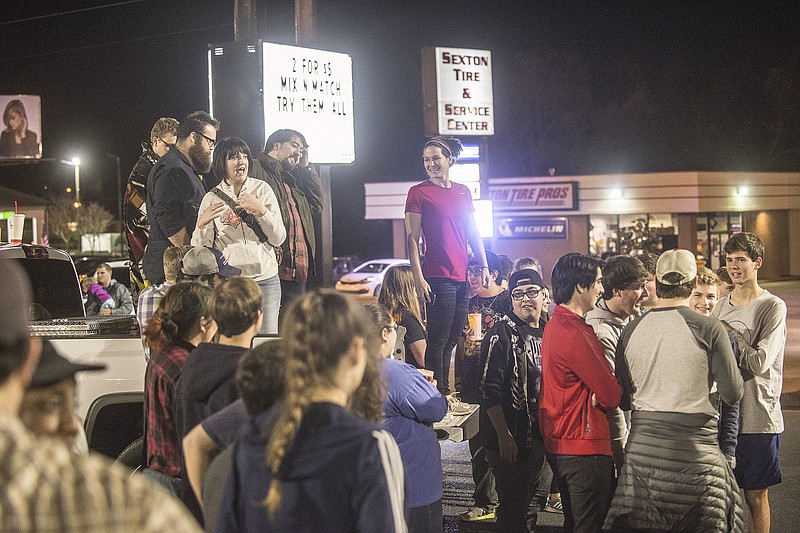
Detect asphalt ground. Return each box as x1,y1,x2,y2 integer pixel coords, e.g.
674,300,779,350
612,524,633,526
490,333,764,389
439,279,800,532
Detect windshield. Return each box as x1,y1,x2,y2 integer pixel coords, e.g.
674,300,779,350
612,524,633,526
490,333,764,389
354,262,390,274
15,258,85,319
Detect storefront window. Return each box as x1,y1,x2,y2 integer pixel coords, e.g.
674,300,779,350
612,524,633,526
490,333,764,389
590,213,676,257
696,212,743,270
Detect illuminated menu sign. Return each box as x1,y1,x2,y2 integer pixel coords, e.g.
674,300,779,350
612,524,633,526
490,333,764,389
262,43,355,164
431,47,494,136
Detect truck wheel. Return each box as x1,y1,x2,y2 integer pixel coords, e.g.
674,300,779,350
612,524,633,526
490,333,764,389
116,436,144,472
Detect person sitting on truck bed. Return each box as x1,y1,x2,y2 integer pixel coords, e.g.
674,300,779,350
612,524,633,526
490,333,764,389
174,276,263,521
0,259,202,532
20,339,105,454
84,263,134,316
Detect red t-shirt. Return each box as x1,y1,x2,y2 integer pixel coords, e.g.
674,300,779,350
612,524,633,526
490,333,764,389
405,180,475,281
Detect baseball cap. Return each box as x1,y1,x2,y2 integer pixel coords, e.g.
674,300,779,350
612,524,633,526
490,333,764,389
30,339,106,389
508,268,544,292
655,249,697,285
0,259,31,346
469,250,501,273
181,246,242,278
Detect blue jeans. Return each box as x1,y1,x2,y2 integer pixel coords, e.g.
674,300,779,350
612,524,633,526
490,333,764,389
257,275,281,335
425,278,469,394
140,468,182,498
407,499,443,533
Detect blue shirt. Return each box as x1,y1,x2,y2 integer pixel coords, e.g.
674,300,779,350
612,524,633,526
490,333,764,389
381,358,448,508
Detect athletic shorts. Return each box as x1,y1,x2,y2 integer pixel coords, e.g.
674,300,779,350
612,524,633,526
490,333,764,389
734,433,782,490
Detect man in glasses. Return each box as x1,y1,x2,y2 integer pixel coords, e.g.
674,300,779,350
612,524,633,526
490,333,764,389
584,255,649,473
477,269,548,532
124,117,179,300
144,111,219,285
251,129,322,327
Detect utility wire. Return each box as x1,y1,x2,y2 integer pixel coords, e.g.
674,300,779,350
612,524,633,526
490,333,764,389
0,23,233,64
0,0,147,26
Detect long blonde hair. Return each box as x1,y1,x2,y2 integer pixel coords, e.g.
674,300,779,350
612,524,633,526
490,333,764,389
265,290,383,518
378,264,424,328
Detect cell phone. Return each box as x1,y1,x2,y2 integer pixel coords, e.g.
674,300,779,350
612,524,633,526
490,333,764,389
429,292,437,305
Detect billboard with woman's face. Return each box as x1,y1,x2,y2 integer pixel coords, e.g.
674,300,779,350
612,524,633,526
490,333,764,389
0,95,42,160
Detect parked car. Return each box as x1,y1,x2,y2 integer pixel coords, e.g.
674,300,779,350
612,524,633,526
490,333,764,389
332,255,361,282
334,258,409,301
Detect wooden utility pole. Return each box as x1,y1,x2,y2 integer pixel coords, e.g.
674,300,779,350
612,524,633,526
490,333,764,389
295,0,316,46
233,0,257,42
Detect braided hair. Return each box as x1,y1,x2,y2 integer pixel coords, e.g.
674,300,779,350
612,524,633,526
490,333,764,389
264,290,383,518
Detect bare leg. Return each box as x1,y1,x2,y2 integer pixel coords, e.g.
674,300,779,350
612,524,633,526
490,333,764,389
744,488,770,533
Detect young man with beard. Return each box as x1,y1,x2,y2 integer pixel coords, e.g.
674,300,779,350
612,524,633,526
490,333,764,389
713,232,787,533
251,129,322,324
540,253,621,533
477,269,548,532
584,255,649,472
144,111,219,285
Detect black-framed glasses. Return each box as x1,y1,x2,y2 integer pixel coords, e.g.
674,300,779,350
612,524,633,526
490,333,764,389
158,137,174,148
467,267,484,277
195,131,217,148
511,287,542,301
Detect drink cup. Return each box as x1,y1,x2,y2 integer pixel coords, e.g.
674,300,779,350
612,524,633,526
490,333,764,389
7,214,24,244
468,312,482,341
418,368,434,383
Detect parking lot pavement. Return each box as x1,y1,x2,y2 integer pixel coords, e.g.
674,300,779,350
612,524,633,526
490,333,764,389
441,440,563,532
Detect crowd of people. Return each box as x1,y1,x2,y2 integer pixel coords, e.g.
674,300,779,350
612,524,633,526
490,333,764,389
0,119,788,533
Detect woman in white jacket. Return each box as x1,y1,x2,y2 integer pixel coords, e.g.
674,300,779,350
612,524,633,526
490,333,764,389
192,137,286,334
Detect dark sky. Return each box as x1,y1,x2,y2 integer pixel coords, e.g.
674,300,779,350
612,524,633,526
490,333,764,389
1,0,798,259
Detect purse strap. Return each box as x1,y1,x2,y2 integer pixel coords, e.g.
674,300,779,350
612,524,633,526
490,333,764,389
210,186,274,247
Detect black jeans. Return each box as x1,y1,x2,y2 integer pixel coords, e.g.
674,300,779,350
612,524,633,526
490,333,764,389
424,277,469,394
468,437,498,510
486,439,547,533
552,454,615,533
407,499,443,533
277,279,306,332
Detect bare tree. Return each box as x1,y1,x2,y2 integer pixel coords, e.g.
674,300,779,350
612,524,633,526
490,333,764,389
78,203,113,253
46,196,80,254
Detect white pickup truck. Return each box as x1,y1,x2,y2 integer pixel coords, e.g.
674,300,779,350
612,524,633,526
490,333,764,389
5,243,152,459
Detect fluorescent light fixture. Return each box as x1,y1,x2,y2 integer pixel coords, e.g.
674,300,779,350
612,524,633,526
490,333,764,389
474,199,494,238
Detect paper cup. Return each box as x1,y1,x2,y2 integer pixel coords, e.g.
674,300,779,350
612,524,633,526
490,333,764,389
468,312,482,341
7,214,24,244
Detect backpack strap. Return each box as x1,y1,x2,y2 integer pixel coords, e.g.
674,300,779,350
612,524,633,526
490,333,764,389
210,186,274,246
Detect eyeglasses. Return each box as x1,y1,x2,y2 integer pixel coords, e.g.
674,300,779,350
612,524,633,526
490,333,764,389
467,267,485,277
158,137,174,148
511,288,542,301
195,131,217,148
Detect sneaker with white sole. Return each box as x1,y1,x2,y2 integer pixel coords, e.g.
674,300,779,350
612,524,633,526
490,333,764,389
459,507,496,522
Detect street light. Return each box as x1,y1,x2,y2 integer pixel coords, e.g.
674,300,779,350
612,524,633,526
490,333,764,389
60,157,81,207
105,153,124,256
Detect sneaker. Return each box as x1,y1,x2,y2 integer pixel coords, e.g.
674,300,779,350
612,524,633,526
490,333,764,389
543,498,563,514
447,395,473,415
459,507,496,522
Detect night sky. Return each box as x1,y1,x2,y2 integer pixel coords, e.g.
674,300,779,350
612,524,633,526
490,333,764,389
1,0,798,259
